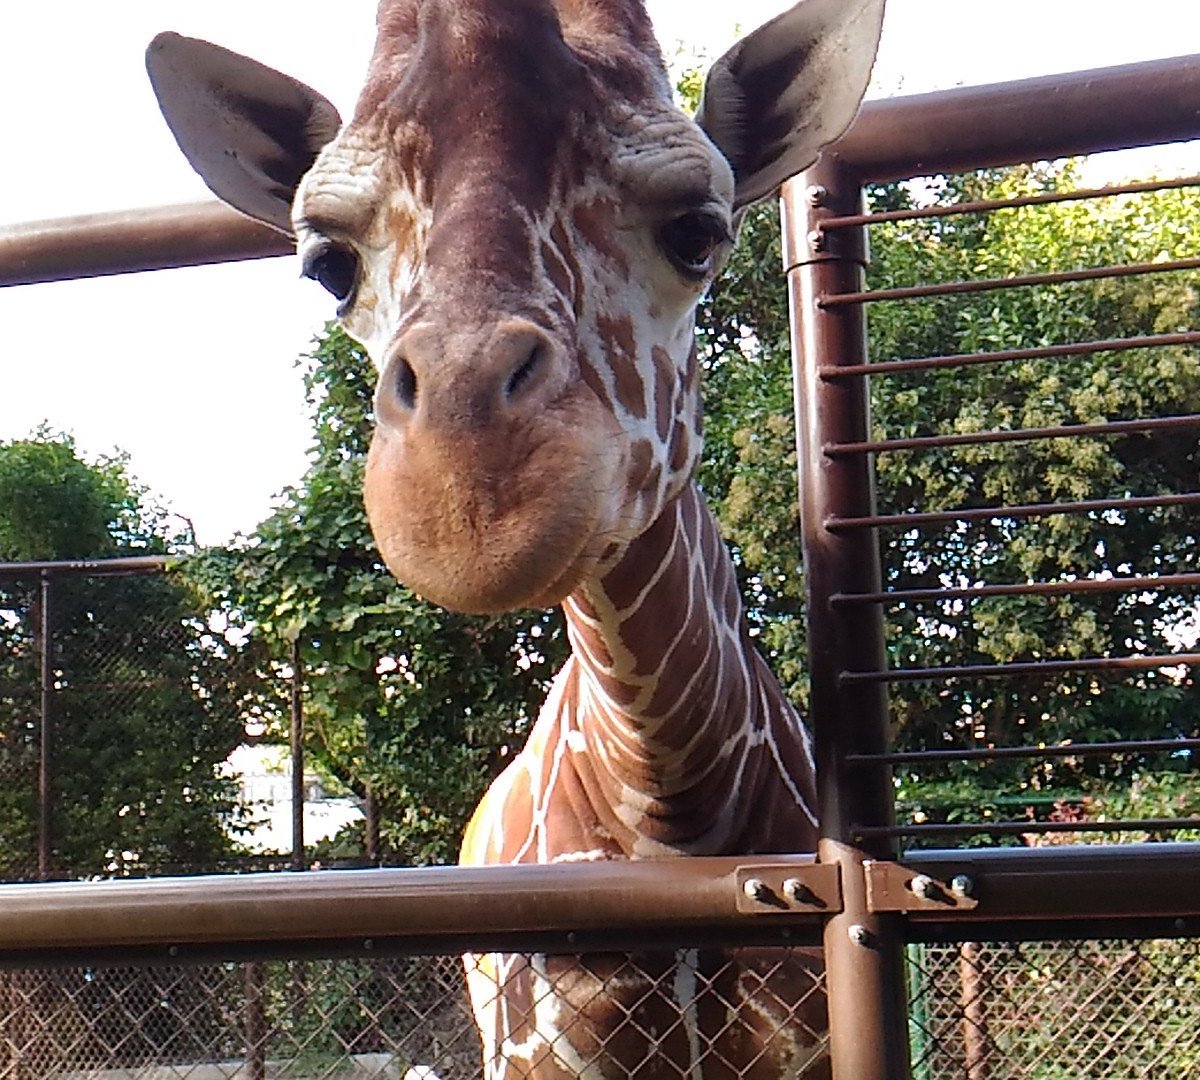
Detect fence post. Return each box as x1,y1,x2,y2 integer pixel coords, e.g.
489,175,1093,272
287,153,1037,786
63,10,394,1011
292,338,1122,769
290,637,305,872
37,570,52,882
244,963,267,1080
782,159,912,1079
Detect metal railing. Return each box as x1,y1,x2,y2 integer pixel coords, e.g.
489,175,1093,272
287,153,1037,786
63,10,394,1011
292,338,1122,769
2,50,1200,1080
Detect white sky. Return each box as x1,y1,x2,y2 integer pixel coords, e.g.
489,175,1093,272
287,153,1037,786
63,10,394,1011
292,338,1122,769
1,1,1198,546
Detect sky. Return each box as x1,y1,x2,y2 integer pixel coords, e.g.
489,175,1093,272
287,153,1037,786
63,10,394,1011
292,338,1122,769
2,1,1198,547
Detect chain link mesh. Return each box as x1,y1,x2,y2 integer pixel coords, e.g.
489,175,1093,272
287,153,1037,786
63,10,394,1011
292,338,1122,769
908,938,1200,1079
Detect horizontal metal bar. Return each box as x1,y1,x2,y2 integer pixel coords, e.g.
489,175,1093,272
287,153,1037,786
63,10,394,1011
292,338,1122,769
832,572,1200,607
896,844,1200,923
821,256,1200,308
847,738,1200,767
820,330,1200,380
842,653,1200,685
0,203,290,287
827,414,1200,457
822,174,1200,230
859,819,1200,839
828,491,1200,531
0,858,830,957
831,54,1200,184
0,556,172,578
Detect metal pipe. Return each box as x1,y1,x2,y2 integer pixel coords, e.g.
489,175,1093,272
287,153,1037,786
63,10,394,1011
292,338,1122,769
37,572,51,883
289,638,305,873
821,330,1200,380
833,572,1200,606
827,414,1200,458
0,857,825,953
847,737,1200,767
0,203,290,287
821,174,1200,230
832,54,1200,183
829,492,1200,531
820,255,1200,308
0,556,171,578
842,652,1200,685
783,164,911,1079
860,819,1200,840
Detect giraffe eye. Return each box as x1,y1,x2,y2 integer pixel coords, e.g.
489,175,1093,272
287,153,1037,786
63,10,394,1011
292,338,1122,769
658,212,731,279
302,242,360,306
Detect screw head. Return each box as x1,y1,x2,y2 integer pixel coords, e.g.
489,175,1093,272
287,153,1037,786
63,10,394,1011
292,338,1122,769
910,874,937,900
743,878,770,902
950,874,975,899
848,924,871,946
806,184,828,207
807,229,827,252
783,877,811,904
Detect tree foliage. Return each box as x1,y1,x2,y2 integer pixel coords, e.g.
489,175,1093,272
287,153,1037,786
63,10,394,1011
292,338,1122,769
698,163,1200,828
0,433,246,877
190,330,567,866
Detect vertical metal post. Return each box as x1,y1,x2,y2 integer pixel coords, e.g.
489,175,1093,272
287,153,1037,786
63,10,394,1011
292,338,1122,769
782,159,911,1079
37,571,52,882
289,637,305,872
244,962,267,1080
960,942,990,1079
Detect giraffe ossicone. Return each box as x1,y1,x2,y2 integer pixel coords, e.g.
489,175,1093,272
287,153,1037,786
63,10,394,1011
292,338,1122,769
149,1,884,1074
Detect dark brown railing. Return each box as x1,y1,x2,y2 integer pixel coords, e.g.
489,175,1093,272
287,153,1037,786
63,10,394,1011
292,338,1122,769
2,50,1200,1080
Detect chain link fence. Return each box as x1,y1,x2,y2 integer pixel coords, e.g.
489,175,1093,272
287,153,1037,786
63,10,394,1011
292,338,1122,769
3,562,1200,1076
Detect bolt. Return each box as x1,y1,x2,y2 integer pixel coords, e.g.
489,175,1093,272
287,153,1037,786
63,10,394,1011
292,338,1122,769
167,945,179,958
910,874,937,900
848,924,871,947
363,939,375,952
783,877,814,904
808,229,827,252
806,184,828,208
743,877,771,902
950,874,975,899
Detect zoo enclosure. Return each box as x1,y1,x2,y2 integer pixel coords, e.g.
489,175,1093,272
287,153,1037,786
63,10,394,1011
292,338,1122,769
3,52,1200,1080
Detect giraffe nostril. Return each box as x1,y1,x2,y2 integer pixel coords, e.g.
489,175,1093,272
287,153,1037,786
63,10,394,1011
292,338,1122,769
394,355,418,410
504,343,547,403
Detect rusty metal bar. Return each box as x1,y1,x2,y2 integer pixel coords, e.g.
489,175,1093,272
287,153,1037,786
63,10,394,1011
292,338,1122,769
289,638,306,873
0,202,289,288
0,857,831,955
0,556,171,578
821,330,1200,380
878,845,1200,923
829,492,1200,531
821,255,1200,308
828,413,1200,457
783,165,911,1079
843,652,1200,685
37,572,52,883
833,572,1200,606
859,819,1200,841
847,737,1200,767
831,54,1200,183
822,174,1200,230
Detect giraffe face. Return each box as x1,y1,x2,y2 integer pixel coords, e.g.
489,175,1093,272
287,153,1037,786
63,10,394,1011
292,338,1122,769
293,3,735,614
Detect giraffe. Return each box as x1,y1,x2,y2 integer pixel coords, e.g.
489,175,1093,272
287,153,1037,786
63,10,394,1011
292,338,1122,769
147,1,884,1074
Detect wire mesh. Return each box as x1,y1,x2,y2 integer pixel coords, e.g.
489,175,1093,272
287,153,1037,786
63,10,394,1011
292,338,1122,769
0,948,833,1080
908,938,1200,1080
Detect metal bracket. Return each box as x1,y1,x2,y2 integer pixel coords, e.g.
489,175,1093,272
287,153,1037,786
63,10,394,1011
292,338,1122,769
735,863,842,915
864,861,980,913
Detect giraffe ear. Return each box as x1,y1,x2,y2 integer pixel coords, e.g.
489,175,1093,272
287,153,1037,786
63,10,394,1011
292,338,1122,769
146,32,342,235
696,0,885,212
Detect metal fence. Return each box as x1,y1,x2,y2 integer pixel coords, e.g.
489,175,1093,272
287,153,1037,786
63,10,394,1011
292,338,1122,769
2,48,1200,1080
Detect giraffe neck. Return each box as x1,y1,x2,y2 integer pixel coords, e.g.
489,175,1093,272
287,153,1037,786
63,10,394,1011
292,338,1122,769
559,481,819,857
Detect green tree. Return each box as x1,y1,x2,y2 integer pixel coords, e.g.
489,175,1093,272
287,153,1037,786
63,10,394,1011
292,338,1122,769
699,163,1200,829
192,330,567,866
0,432,246,878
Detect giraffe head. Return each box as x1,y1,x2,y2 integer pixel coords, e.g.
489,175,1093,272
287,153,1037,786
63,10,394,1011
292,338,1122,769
148,0,883,614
